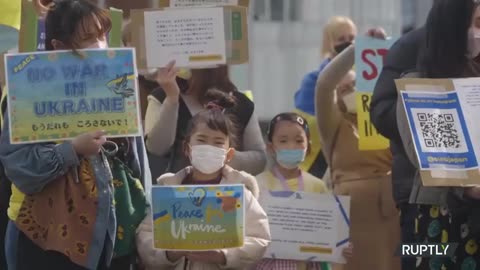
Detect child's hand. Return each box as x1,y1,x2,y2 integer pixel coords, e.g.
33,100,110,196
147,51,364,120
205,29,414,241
186,251,226,265
166,251,188,263
342,243,354,260
72,130,106,156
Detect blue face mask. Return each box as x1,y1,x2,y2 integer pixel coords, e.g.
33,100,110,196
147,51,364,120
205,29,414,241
275,149,306,169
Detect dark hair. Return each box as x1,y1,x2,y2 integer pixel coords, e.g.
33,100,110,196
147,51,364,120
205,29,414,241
45,0,112,51
187,65,238,103
184,89,238,149
267,112,310,142
418,0,478,78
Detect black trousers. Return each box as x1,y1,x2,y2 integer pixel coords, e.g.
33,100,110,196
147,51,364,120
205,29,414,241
16,230,133,270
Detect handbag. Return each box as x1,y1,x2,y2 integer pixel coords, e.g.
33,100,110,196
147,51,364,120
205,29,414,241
103,141,149,258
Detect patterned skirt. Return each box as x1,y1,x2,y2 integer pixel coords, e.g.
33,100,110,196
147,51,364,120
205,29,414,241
415,205,480,270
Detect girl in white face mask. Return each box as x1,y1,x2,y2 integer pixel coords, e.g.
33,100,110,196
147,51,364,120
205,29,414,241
255,112,353,270
136,90,271,270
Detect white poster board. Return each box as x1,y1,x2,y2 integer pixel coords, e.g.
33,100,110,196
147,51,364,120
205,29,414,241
396,77,480,186
260,192,351,264
143,7,226,68
170,0,238,7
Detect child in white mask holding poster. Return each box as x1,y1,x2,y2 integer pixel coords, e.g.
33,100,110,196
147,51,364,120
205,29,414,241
136,89,271,270
255,112,353,270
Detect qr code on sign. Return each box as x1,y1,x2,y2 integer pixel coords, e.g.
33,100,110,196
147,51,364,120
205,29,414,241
411,108,468,153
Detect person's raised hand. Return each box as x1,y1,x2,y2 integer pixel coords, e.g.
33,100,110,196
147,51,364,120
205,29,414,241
72,130,106,157
156,60,180,98
366,27,387,40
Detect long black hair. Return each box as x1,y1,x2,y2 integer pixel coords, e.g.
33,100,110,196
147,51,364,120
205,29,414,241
418,0,478,78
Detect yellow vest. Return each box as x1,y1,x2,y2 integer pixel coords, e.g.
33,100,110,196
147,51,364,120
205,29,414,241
0,0,21,30
294,109,322,172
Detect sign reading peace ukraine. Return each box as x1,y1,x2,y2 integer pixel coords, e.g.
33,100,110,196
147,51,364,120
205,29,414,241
4,48,141,144
151,184,245,251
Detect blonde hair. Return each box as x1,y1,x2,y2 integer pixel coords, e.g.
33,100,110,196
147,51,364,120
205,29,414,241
321,16,357,59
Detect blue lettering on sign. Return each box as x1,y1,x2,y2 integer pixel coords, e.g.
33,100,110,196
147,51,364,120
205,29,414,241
172,202,204,219
37,19,46,51
27,67,56,83
33,97,125,116
61,64,108,81
64,82,87,97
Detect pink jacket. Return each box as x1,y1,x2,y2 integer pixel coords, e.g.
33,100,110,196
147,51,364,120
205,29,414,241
136,166,271,270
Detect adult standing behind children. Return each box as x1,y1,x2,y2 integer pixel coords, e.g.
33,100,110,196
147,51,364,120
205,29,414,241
294,16,357,179
314,29,401,270
145,61,266,178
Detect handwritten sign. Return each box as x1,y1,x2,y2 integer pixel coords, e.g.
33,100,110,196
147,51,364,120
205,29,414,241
169,0,239,7
355,37,396,150
4,48,141,144
260,192,350,264
151,184,245,250
143,7,227,68
396,78,480,186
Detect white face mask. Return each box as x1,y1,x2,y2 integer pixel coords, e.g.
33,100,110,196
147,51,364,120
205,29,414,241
468,28,480,59
190,145,227,174
342,92,357,113
86,39,108,49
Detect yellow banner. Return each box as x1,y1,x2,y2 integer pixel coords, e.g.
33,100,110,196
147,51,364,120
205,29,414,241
356,92,389,150
0,0,21,30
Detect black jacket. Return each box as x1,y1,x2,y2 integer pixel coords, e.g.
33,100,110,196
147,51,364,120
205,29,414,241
370,27,425,205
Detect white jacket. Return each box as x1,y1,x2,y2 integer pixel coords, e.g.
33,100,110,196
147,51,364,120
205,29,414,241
136,166,271,270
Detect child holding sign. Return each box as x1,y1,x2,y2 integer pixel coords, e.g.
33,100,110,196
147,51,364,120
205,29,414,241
136,90,271,270
255,112,353,270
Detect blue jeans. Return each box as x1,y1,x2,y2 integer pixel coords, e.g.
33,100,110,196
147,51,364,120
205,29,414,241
5,221,18,270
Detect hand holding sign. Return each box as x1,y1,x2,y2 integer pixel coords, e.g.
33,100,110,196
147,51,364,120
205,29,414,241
187,251,227,265
72,130,107,156
156,60,180,99
366,27,387,40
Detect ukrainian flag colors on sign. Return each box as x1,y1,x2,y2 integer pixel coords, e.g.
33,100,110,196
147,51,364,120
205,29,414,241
354,37,396,150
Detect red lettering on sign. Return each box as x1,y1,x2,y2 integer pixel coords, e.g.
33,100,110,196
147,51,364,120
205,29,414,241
361,48,390,81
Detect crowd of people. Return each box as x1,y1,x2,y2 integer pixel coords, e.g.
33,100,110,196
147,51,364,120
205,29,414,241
1,0,480,269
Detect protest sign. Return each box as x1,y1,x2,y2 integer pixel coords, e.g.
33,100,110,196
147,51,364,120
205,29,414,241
130,5,248,68
354,37,396,150
260,192,350,264
4,48,141,144
395,78,480,186
159,0,249,7
19,0,123,53
151,184,245,250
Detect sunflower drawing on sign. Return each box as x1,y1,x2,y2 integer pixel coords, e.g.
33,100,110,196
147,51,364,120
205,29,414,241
216,188,242,212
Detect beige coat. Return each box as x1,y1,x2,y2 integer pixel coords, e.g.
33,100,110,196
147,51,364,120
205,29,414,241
136,166,271,270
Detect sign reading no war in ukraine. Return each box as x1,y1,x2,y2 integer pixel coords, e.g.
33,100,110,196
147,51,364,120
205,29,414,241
4,48,142,144
151,184,245,251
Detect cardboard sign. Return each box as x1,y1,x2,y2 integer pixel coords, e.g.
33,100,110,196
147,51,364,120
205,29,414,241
396,78,480,186
4,49,141,143
159,0,249,7
260,192,350,264
151,184,245,251
131,6,248,68
19,0,123,53
354,37,396,150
